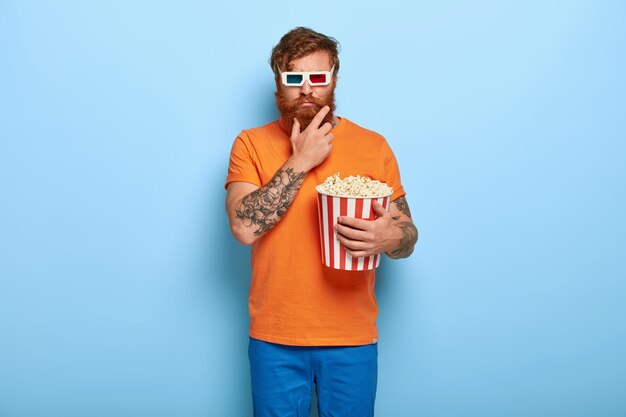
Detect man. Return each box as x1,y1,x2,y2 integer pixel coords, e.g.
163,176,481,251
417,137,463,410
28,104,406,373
225,27,417,417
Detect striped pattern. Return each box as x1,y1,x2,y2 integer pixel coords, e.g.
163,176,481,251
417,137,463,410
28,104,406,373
317,193,392,270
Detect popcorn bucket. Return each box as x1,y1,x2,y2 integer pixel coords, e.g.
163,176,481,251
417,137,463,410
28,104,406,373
315,187,392,270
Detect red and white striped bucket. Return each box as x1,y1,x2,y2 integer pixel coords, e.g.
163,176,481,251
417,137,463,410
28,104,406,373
315,188,392,270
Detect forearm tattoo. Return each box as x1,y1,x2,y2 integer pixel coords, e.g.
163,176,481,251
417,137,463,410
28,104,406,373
235,167,306,237
389,221,418,258
388,197,418,259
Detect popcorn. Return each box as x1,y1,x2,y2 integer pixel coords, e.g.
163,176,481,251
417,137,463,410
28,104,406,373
316,173,393,198
315,173,393,270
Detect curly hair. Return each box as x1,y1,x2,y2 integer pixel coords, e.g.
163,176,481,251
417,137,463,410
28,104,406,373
269,27,340,77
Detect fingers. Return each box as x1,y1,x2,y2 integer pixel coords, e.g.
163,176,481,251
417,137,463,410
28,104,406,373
337,233,373,257
336,221,383,257
306,105,331,131
337,233,368,251
319,121,333,136
335,223,370,241
345,249,371,258
290,118,301,139
337,216,372,230
372,201,388,217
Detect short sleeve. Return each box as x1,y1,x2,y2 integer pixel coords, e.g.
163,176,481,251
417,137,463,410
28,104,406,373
224,132,262,189
378,139,406,202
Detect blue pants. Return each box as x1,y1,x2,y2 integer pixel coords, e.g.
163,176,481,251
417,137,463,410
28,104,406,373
248,338,378,417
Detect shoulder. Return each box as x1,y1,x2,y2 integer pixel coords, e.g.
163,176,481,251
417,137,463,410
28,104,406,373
239,120,282,141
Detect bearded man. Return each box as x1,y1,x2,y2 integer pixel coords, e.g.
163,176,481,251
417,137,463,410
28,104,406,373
225,27,417,417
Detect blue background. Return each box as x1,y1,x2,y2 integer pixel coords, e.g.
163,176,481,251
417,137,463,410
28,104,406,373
1,1,625,416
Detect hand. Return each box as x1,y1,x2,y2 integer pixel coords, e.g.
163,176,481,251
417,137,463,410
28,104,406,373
289,106,334,172
335,201,402,258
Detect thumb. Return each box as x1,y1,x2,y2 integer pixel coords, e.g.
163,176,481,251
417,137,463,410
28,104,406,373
291,118,300,139
372,200,387,218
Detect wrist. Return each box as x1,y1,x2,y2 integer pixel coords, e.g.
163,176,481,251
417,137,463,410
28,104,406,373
286,156,311,173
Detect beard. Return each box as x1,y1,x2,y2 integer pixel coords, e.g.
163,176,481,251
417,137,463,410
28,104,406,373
275,88,336,133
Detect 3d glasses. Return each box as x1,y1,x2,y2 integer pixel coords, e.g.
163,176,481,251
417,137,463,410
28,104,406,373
279,65,335,87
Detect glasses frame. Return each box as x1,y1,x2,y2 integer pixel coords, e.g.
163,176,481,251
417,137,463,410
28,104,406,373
279,65,335,87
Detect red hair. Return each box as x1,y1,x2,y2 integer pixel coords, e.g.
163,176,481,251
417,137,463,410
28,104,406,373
269,27,340,77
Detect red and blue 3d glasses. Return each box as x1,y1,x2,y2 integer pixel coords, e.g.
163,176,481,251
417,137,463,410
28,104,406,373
279,65,335,87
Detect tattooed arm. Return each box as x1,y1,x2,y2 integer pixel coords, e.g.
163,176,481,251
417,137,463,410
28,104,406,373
226,106,334,245
386,196,418,259
226,162,307,245
335,195,418,259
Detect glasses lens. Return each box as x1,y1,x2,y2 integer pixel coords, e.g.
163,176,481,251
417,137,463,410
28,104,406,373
309,73,327,84
286,74,303,85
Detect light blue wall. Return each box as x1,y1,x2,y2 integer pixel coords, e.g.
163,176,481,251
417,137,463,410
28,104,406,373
1,1,625,416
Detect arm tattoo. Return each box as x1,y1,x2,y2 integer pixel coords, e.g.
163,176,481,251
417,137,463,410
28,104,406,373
388,197,418,259
235,167,306,237
389,221,418,259
393,196,412,218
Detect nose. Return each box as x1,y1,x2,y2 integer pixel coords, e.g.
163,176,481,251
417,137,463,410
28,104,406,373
299,80,312,96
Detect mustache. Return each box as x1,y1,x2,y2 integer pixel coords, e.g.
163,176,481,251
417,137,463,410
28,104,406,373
295,95,323,107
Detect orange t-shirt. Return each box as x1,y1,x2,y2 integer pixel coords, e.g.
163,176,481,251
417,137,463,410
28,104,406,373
225,117,405,346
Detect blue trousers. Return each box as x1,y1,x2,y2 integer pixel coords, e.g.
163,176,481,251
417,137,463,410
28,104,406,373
248,338,378,417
